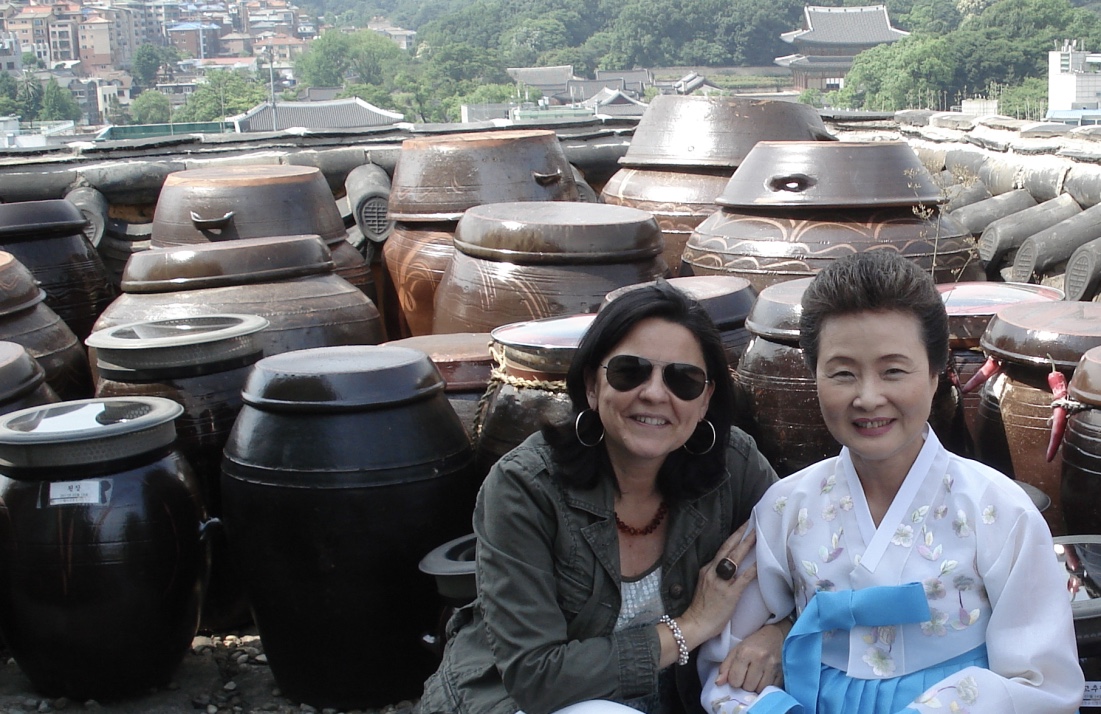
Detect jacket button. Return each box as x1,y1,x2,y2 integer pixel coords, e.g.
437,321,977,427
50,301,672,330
670,584,685,598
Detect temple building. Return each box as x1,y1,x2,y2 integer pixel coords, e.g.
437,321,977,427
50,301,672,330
776,5,907,91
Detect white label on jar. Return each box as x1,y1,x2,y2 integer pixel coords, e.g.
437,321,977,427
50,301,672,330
47,479,111,506
1084,682,1101,706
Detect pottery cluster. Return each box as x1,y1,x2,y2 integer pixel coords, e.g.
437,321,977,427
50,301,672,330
1,97,1100,711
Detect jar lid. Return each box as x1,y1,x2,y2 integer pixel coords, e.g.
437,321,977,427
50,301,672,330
240,345,445,411
715,141,942,208
120,235,334,293
1069,346,1101,406
620,95,835,169
0,252,46,316
0,199,88,241
383,333,493,391
490,313,596,379
453,202,663,264
939,282,1064,346
744,277,813,342
389,129,578,221
0,396,182,469
0,341,46,403
161,164,321,188
980,302,1101,369
603,276,757,331
86,314,269,373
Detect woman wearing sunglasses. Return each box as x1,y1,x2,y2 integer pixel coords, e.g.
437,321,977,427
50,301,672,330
416,281,784,714
698,251,1083,713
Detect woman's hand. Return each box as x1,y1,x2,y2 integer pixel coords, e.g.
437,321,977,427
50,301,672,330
715,621,788,692
676,522,759,650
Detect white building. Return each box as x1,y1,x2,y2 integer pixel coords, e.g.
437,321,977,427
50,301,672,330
1049,43,1101,111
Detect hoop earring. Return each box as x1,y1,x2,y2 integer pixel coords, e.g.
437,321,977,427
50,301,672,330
683,419,716,455
575,409,604,447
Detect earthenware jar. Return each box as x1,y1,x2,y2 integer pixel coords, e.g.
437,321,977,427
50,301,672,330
1059,348,1101,536
1053,535,1101,712
974,301,1101,536
474,314,594,478
603,275,758,366
384,332,493,440
603,96,835,275
0,341,58,415
433,202,668,334
93,235,383,357
383,130,580,337
0,251,92,400
0,397,206,700
221,346,476,709
939,282,1064,445
151,165,375,301
0,199,116,341
734,277,837,476
681,141,984,292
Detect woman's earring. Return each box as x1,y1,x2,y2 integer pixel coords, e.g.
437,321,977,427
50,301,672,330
575,409,604,447
683,419,716,455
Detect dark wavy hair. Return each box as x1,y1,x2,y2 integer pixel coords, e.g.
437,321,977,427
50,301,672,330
543,280,737,501
799,251,949,376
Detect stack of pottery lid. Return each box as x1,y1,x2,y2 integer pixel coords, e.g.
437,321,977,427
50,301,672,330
682,141,984,292
602,95,835,276
382,129,581,337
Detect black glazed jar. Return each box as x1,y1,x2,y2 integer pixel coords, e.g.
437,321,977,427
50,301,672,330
221,345,477,710
0,397,206,700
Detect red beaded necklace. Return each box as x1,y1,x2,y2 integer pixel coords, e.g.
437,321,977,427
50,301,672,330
614,500,668,536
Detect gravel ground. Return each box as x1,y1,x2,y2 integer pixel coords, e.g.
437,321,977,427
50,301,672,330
0,628,420,714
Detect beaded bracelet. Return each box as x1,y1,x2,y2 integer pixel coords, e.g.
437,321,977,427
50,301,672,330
660,615,689,666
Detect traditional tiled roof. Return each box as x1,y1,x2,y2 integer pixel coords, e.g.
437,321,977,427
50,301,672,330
782,5,907,46
554,78,626,103
228,97,403,132
775,54,857,71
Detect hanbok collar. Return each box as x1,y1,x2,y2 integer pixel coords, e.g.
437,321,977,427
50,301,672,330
841,425,945,573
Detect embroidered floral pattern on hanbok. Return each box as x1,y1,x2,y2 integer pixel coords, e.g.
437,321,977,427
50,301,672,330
863,644,896,677
795,508,812,535
911,505,929,523
953,510,972,537
982,505,996,525
921,607,949,636
915,674,980,710
917,526,942,561
840,495,854,511
892,524,914,547
820,528,844,563
773,496,787,514
934,504,948,519
923,577,946,600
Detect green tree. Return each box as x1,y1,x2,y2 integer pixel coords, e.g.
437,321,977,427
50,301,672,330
130,90,173,124
132,44,163,86
20,52,42,69
443,82,519,121
39,78,81,121
996,77,1048,119
16,71,42,122
173,71,268,122
902,0,963,33
295,30,410,87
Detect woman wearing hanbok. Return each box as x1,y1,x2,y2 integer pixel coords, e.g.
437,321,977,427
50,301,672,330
698,251,1084,713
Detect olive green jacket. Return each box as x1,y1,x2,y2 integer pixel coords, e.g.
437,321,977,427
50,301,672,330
416,428,777,714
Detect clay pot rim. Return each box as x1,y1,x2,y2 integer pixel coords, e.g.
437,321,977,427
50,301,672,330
0,199,89,241
0,396,183,471
86,314,270,374
715,140,942,209
240,345,446,412
162,164,321,187
980,302,1101,369
0,341,47,404
121,235,334,293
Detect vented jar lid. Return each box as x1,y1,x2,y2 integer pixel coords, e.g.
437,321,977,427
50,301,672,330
0,396,182,470
86,314,269,373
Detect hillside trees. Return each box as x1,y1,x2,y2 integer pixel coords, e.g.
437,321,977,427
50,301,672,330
836,0,1101,110
172,70,269,122
130,90,173,124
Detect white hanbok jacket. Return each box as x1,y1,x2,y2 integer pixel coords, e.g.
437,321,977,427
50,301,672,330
700,429,1084,713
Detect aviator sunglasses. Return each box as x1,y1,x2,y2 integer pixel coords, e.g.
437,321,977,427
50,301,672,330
601,354,709,401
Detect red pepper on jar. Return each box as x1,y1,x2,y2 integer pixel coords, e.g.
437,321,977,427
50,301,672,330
1046,354,1068,463
960,356,1001,395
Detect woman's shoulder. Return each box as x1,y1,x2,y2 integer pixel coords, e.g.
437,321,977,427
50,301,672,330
943,452,1042,515
753,456,841,516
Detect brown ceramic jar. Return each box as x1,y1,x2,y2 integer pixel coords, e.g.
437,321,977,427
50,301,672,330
1060,347,1101,536
93,235,383,357
974,301,1101,536
0,340,59,415
432,202,669,334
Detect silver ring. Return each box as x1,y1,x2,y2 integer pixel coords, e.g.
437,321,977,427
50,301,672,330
716,557,738,580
